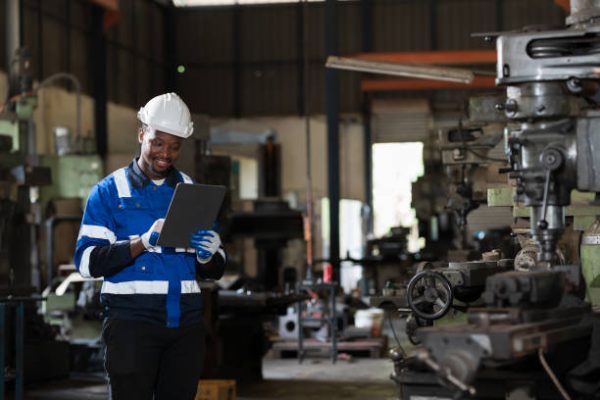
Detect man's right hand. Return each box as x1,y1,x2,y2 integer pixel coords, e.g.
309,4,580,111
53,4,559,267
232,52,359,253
141,218,164,251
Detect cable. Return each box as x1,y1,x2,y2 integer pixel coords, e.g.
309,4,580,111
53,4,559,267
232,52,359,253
454,120,507,163
387,313,406,356
538,348,572,400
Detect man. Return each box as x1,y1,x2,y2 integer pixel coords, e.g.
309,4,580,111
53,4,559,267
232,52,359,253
74,93,225,400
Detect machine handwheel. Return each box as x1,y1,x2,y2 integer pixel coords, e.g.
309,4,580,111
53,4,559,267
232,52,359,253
406,271,453,320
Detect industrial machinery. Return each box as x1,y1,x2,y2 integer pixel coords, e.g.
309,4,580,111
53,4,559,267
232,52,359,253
392,2,600,398
369,96,516,347
406,256,512,322
194,147,308,382
409,94,511,265
0,45,71,394
438,95,509,261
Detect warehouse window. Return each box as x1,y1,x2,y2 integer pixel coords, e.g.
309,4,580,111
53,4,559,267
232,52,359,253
372,142,424,252
230,156,259,199
320,198,364,293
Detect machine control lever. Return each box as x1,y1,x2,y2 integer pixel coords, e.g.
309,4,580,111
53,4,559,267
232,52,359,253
539,169,552,231
538,148,564,231
415,349,477,398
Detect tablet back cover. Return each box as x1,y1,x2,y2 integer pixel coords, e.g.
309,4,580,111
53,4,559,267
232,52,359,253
157,183,226,248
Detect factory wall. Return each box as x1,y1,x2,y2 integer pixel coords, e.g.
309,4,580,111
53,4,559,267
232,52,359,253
210,115,365,202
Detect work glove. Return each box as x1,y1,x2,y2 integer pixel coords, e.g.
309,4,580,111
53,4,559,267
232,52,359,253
190,230,222,263
141,218,164,251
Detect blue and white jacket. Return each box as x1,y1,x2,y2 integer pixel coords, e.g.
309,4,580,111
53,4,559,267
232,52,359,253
74,159,225,328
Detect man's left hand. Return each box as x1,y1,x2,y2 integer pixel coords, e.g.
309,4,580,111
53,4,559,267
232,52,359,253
190,230,222,263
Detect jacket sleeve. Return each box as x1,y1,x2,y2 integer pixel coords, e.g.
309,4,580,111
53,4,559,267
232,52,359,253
74,182,133,278
195,245,226,280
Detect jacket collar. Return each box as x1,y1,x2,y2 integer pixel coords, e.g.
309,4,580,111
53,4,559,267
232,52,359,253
128,158,180,189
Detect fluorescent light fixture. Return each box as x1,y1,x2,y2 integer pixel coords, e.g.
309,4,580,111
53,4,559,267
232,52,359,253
325,56,475,84
173,0,322,5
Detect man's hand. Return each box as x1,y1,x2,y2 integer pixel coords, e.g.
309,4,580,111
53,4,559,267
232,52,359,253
190,230,222,263
141,218,164,251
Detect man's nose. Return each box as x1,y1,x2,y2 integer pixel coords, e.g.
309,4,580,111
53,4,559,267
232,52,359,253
158,147,170,159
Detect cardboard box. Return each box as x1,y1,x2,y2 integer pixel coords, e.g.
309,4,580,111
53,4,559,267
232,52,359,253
195,380,236,400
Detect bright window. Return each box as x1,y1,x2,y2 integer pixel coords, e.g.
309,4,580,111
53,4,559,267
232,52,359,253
372,142,424,252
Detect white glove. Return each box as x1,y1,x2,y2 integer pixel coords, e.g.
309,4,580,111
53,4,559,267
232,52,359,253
190,230,222,263
141,218,164,251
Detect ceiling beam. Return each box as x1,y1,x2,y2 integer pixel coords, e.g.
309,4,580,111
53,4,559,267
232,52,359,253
361,76,497,92
554,0,570,12
89,0,118,11
88,0,120,30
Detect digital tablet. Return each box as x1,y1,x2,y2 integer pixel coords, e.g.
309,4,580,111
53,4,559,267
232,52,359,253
157,183,226,248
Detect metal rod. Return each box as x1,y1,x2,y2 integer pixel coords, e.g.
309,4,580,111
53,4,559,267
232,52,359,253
361,76,495,92
15,303,24,400
539,348,572,400
326,56,475,84
541,169,551,225
5,0,20,89
0,303,5,400
325,0,340,279
302,0,315,282
91,6,107,158
348,49,496,65
361,0,374,236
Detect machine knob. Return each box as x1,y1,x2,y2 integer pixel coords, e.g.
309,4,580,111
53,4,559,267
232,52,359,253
502,99,519,116
541,148,564,171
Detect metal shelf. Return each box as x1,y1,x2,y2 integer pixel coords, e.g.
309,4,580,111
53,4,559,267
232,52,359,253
296,282,338,364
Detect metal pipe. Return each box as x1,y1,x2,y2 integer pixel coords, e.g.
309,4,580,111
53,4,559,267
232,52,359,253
0,303,4,400
91,6,107,158
38,72,82,139
361,0,374,236
5,0,21,90
15,302,23,400
325,0,340,278
302,0,315,282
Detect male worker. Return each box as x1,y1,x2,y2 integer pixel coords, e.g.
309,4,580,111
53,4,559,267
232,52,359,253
74,93,225,400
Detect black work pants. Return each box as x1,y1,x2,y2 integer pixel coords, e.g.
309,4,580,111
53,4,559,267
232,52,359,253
102,318,205,400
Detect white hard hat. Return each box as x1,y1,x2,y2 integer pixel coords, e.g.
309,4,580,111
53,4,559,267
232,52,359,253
137,93,194,138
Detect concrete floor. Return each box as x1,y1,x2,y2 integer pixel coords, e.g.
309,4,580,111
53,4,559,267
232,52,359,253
22,357,397,400
239,358,397,400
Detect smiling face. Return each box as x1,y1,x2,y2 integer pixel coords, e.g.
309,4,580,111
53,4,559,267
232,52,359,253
137,126,183,179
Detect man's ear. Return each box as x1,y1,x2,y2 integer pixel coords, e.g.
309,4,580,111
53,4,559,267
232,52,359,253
138,128,144,144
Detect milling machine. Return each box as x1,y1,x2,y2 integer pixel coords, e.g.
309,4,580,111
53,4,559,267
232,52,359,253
439,95,509,261
393,2,600,398
372,96,515,343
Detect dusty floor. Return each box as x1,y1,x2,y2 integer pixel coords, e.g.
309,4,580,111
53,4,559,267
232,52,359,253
21,357,397,400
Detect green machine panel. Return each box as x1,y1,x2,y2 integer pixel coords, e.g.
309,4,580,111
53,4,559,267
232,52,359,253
40,155,104,206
